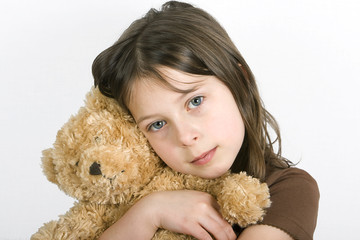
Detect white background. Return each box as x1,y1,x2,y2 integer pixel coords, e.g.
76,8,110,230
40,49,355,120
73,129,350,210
1,0,359,239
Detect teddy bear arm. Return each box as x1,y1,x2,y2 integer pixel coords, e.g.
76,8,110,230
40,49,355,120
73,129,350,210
212,173,271,227
31,220,58,240
31,202,121,240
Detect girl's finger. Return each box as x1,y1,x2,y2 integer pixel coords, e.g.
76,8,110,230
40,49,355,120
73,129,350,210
186,224,213,240
194,210,235,240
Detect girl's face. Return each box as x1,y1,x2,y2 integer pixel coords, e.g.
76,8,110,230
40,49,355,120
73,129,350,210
128,67,245,179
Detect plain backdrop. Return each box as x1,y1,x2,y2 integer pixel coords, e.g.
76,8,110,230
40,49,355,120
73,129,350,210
1,0,359,239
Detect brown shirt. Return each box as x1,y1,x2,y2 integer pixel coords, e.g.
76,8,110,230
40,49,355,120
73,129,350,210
261,167,320,240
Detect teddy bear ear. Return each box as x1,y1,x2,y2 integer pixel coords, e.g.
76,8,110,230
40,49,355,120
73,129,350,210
85,87,112,111
41,148,58,184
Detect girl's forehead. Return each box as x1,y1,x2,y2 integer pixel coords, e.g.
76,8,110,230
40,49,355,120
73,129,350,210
134,67,208,93
157,67,208,82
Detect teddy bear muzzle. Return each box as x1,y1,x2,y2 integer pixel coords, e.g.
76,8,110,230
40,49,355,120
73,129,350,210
89,162,102,175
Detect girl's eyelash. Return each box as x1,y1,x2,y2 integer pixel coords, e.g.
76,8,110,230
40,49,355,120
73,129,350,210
188,96,204,109
147,120,167,132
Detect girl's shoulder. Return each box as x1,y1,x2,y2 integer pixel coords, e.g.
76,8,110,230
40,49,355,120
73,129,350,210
265,166,318,188
262,166,319,240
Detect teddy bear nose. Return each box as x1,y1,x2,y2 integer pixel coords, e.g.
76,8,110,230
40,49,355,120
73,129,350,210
89,162,102,175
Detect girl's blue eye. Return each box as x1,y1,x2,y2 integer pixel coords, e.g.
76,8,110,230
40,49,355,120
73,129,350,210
148,120,166,131
188,96,203,109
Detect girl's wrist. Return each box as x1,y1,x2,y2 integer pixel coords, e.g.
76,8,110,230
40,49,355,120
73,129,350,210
139,192,163,229
99,193,160,240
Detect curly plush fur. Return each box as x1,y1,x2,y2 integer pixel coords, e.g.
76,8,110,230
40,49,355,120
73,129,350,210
31,88,271,240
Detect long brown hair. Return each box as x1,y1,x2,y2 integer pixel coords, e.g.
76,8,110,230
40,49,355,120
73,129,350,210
92,1,292,180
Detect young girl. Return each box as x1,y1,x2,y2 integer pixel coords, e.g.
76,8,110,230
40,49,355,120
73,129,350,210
93,1,319,239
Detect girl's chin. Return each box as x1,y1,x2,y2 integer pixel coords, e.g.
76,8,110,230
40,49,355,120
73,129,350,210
194,168,229,179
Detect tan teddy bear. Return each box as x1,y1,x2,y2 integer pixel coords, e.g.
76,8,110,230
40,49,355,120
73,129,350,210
31,87,271,240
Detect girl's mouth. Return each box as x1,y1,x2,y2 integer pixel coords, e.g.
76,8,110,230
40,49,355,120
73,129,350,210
191,147,217,166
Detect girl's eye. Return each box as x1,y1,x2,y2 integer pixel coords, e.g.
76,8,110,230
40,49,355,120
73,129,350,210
188,96,203,109
148,120,166,131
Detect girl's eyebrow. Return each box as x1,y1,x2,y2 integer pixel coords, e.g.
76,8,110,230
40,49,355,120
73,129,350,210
137,114,158,125
175,85,201,97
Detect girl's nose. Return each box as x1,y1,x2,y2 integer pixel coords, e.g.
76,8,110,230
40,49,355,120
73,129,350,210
175,121,200,147
180,134,198,146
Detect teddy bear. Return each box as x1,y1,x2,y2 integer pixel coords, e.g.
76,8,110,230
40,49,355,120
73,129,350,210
31,87,271,240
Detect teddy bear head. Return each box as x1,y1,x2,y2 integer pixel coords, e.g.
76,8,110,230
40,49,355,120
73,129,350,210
42,88,164,204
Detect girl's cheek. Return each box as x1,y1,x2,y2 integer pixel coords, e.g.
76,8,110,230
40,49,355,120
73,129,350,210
146,131,169,149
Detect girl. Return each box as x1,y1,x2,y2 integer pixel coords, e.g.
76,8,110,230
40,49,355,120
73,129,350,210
93,1,319,239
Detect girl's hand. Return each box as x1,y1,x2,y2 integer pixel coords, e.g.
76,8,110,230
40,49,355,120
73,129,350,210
149,190,236,240
99,190,236,240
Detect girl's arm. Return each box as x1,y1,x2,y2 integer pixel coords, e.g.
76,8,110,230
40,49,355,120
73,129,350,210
99,190,236,240
237,225,293,240
98,193,158,240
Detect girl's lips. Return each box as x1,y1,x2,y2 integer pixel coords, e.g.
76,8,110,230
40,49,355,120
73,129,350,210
191,147,217,166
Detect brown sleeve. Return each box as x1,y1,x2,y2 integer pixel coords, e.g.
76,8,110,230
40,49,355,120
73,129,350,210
261,167,320,240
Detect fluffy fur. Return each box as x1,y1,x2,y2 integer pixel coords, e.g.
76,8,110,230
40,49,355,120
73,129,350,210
31,88,271,240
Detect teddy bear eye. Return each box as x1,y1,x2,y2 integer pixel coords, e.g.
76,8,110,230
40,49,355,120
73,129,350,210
94,136,101,143
75,161,79,166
